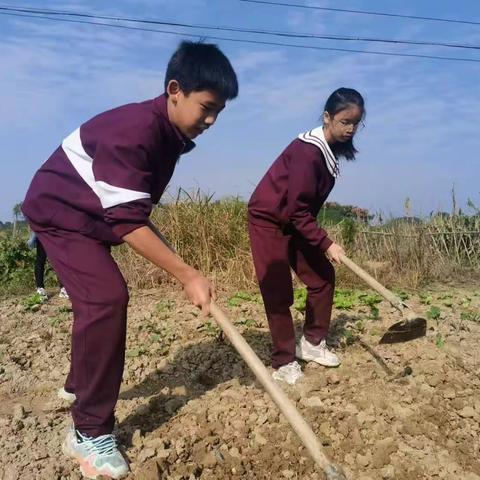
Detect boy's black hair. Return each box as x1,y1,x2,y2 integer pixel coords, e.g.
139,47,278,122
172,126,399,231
165,41,238,99
323,87,365,161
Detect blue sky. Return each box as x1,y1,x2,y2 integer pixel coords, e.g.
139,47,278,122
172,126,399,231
1,0,480,222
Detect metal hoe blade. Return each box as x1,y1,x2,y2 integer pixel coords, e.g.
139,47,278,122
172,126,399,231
379,317,427,344
339,254,427,343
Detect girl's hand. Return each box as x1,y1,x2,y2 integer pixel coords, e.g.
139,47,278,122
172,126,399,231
183,270,216,316
326,242,345,264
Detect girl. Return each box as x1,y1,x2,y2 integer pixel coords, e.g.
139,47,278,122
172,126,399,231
248,88,365,385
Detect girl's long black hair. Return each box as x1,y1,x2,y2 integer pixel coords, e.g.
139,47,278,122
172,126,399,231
324,87,365,161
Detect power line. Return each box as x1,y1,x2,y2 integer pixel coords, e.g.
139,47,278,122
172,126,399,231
239,0,480,27
2,10,480,64
0,5,480,52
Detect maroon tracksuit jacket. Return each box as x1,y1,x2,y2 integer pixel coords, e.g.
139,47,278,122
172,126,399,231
248,126,338,368
22,94,194,436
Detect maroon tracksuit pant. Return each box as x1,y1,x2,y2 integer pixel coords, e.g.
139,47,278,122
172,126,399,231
248,221,335,369
35,228,128,437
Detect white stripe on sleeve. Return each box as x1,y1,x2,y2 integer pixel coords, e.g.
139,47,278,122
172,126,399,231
62,128,151,209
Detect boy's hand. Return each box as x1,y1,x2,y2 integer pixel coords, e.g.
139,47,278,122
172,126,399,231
326,242,345,264
183,270,215,316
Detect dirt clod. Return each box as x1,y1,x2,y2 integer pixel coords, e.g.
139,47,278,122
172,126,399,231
0,286,479,479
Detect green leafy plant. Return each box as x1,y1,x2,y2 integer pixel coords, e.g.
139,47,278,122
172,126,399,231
49,316,63,328
459,297,472,308
435,293,454,307
426,306,441,321
419,293,433,305
198,320,220,338
368,305,380,320
460,310,480,323
22,293,44,312
126,346,148,358
155,300,176,314
145,322,177,355
48,306,71,327
355,320,366,333
234,317,258,328
396,291,410,301
57,305,72,314
359,293,382,320
341,328,357,345
435,333,445,348
334,289,358,310
293,288,307,312
150,333,161,343
227,296,244,307
228,291,262,307
358,293,382,306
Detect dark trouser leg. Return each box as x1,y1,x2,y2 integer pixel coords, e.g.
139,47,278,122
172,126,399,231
34,240,47,288
35,239,63,289
289,234,335,345
248,221,295,369
36,229,128,437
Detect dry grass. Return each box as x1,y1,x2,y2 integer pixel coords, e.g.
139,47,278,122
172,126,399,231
114,190,254,292
344,214,480,288
114,191,480,293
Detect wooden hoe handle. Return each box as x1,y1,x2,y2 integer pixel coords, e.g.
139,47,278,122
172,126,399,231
150,227,347,478
210,302,347,479
339,253,405,312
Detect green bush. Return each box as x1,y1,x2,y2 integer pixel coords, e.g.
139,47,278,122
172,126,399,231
0,235,35,292
0,235,57,295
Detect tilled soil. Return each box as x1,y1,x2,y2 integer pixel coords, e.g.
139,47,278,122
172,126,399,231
0,285,479,480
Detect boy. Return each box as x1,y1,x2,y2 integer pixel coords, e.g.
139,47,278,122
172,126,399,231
22,41,238,479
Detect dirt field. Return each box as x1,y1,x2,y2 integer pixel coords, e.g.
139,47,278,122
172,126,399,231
0,283,479,480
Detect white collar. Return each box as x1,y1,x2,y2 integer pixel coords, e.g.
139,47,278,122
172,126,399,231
298,126,339,178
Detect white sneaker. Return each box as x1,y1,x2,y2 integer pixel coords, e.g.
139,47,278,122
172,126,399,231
296,337,340,367
272,361,304,385
62,427,129,479
58,387,76,404
59,287,69,299
36,287,48,300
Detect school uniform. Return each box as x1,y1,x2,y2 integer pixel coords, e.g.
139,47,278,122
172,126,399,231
248,126,338,368
22,94,194,436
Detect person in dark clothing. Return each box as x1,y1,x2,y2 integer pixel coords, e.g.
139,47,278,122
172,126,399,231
22,41,238,479
248,88,365,385
28,232,68,299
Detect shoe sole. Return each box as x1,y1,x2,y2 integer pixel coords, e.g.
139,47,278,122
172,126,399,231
295,350,340,368
62,439,128,479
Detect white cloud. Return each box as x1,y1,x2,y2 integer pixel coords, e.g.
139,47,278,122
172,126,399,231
1,1,479,220
232,49,286,74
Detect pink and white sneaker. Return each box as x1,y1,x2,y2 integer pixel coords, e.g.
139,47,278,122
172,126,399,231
62,427,129,479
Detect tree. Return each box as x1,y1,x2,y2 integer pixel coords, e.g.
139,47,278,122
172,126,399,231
12,202,23,237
